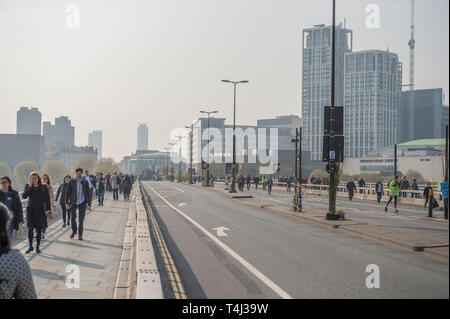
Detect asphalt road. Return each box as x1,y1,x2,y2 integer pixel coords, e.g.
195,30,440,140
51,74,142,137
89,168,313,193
142,181,449,299
219,182,449,243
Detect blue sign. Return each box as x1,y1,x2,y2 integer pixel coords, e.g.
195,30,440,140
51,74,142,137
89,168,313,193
441,181,449,199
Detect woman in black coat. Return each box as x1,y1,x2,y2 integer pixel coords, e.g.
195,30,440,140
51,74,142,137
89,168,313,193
0,176,24,241
55,175,71,227
22,172,50,254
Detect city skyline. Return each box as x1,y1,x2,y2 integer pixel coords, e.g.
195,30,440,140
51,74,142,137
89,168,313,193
0,0,448,162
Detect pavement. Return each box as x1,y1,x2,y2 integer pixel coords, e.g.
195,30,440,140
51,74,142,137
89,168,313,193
141,181,449,299
12,193,131,299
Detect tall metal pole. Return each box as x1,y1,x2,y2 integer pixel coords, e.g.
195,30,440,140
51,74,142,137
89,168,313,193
445,125,449,220
185,125,193,184
394,144,398,176
176,136,183,182
328,0,336,213
232,83,237,192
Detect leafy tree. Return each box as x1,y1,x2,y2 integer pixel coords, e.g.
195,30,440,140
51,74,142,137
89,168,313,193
42,160,68,185
71,157,95,172
93,158,121,174
13,161,40,189
0,162,12,178
405,169,425,183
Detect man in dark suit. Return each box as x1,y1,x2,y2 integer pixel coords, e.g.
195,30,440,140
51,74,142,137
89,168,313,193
66,167,91,240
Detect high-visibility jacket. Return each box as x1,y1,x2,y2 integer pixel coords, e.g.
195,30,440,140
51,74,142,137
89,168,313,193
389,180,399,197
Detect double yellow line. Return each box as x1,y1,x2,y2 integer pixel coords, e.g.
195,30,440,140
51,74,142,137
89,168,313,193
140,183,187,299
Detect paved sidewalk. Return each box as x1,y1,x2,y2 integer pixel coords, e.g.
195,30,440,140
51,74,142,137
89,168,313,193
13,196,131,299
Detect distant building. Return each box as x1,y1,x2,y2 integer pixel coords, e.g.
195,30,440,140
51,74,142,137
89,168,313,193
43,116,75,147
442,105,449,138
0,134,45,169
16,107,41,135
398,88,444,143
342,138,445,182
88,130,103,161
344,50,402,158
137,124,148,151
59,146,97,168
301,24,353,160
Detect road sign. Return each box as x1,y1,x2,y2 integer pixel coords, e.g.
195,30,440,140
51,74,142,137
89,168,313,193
322,135,344,162
323,106,344,135
441,181,449,199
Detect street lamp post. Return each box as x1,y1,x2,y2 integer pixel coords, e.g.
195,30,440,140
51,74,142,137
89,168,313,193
185,125,194,184
163,147,171,181
200,110,218,187
176,136,183,182
222,80,249,193
168,142,176,182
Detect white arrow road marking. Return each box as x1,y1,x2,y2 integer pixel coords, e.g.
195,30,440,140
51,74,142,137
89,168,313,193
146,184,293,299
212,226,230,237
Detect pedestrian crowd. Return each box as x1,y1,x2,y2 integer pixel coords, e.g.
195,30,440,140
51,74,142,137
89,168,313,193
0,169,136,299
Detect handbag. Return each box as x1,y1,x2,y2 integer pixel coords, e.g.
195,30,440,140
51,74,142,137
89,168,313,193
431,197,439,209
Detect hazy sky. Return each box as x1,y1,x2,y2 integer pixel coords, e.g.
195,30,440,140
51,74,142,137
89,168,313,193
0,0,448,162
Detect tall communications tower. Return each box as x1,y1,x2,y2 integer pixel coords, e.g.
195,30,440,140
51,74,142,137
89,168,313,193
408,0,415,90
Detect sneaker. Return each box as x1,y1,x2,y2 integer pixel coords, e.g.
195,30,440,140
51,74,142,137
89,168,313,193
394,209,399,213
36,247,41,254
78,236,83,241
70,232,75,239
25,246,33,254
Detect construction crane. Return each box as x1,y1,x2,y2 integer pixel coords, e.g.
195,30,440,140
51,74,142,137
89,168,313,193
407,0,415,90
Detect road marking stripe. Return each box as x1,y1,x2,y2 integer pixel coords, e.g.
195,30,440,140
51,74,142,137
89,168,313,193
175,187,185,193
146,184,293,299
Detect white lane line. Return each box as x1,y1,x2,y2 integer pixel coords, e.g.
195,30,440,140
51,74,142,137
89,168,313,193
146,184,293,299
175,187,185,193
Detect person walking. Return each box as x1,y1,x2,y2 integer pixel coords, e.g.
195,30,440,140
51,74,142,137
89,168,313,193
254,176,260,190
246,175,251,191
111,172,119,201
54,175,71,227
40,174,54,240
385,176,400,213
122,174,132,201
267,177,273,195
83,169,96,202
262,177,267,190
358,177,366,194
0,176,23,242
22,172,50,254
375,180,383,204
118,173,124,194
411,179,419,198
286,177,292,192
0,203,37,299
105,172,111,192
66,168,91,241
97,173,105,206
423,182,432,208
346,179,357,201
400,176,410,198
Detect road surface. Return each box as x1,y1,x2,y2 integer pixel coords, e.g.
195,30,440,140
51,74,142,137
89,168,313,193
141,181,449,299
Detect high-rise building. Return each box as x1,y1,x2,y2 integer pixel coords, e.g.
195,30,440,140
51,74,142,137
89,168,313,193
398,88,444,143
16,107,41,135
442,105,449,138
137,123,148,151
88,130,103,162
344,50,402,158
301,24,353,160
42,116,75,147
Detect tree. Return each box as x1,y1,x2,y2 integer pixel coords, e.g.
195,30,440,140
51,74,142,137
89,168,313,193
13,161,40,189
0,162,12,178
405,169,425,183
72,157,95,172
42,160,68,185
93,157,121,174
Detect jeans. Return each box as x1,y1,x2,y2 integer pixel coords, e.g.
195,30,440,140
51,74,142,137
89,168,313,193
113,189,119,200
424,196,430,207
61,203,69,224
8,222,15,241
71,203,86,237
98,191,104,205
348,191,354,201
377,192,382,203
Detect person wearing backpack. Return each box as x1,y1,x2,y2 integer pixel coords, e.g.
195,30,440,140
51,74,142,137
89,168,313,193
385,176,400,213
